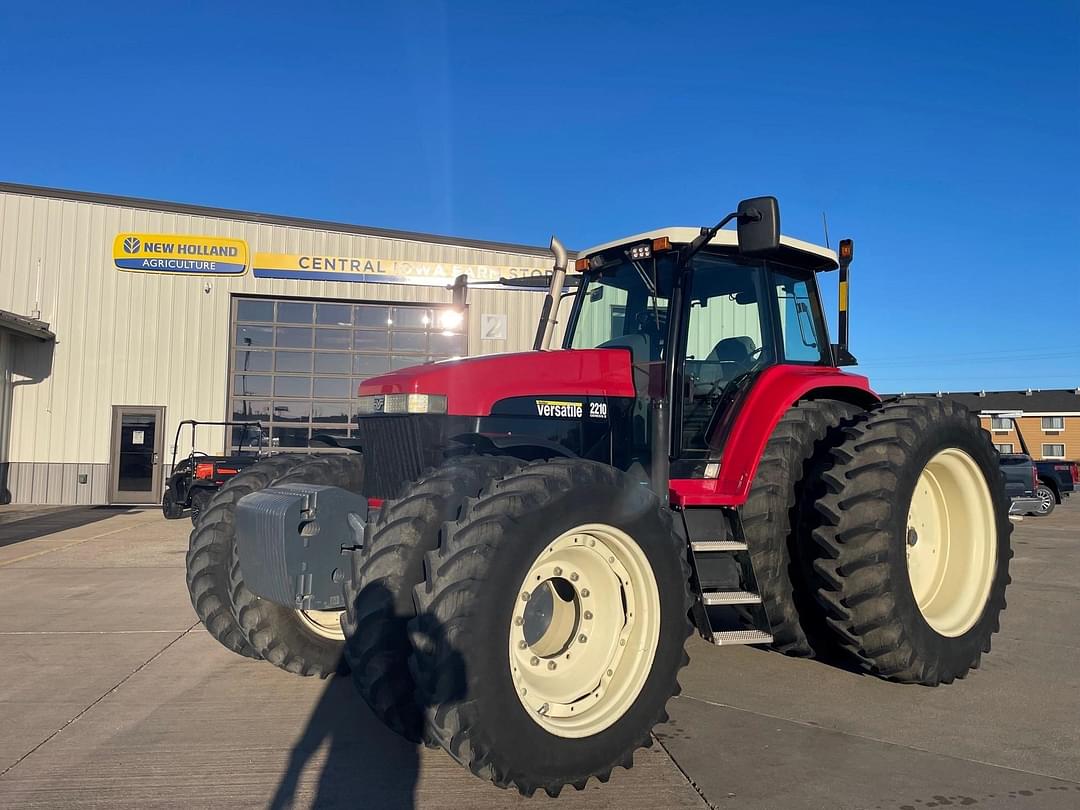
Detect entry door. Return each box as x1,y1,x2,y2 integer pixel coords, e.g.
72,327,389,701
109,406,165,504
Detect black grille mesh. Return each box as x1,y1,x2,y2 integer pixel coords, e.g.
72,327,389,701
353,416,427,499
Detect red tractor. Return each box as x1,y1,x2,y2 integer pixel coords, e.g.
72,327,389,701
186,197,1011,796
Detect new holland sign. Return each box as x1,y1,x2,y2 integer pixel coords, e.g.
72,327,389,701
114,234,249,275
252,252,545,286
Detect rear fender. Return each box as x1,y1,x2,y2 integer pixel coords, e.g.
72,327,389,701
670,365,878,507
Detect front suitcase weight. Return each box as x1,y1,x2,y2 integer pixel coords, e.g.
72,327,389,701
234,483,367,610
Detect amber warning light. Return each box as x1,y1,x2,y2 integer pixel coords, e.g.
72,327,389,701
574,237,673,272
838,238,854,267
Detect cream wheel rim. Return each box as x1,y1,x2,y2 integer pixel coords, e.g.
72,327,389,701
906,448,997,637
295,608,345,640
509,524,661,738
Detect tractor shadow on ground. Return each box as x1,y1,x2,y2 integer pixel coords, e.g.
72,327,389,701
269,586,465,810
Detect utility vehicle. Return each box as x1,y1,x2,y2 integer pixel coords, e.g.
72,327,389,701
162,420,265,523
185,197,1011,796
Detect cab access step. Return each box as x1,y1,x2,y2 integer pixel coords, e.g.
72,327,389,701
683,508,773,646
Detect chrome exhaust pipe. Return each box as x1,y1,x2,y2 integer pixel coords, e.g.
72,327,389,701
533,235,568,351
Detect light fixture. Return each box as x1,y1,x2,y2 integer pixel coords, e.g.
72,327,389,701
438,309,464,330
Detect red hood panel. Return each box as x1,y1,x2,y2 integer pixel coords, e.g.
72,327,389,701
357,349,636,416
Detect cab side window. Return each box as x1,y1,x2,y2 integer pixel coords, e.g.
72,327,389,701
773,269,824,364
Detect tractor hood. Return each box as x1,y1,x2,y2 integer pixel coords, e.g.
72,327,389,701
357,349,636,417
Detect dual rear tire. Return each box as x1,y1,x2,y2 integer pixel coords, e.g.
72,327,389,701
810,397,1012,684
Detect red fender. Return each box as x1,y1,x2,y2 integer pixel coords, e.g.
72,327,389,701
669,365,878,508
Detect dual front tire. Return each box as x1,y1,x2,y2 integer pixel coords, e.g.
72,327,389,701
347,457,692,796
185,453,359,676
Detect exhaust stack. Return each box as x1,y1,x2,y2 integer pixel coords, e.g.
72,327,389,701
533,235,568,351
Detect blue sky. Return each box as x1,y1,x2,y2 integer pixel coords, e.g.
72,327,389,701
1,1,1076,392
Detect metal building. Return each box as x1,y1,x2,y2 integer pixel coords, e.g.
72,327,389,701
0,182,561,506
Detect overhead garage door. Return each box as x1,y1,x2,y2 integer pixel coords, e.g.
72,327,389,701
229,296,467,448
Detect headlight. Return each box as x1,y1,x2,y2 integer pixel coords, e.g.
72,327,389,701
356,393,448,415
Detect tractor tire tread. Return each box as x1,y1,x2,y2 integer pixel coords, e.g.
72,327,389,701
185,454,306,660
409,457,693,797
342,454,526,741
228,453,363,678
810,396,1012,685
738,398,864,655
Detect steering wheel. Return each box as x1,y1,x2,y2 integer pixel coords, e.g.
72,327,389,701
694,345,768,404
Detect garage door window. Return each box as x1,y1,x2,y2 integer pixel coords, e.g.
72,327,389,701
230,297,467,447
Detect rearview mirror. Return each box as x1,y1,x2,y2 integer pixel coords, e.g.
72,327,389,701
737,196,780,255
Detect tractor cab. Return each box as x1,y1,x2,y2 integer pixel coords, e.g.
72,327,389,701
565,223,841,456
544,200,871,502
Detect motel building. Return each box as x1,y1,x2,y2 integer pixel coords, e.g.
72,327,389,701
0,182,560,506
912,390,1080,462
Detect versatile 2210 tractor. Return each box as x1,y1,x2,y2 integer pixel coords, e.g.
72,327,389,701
185,197,1011,796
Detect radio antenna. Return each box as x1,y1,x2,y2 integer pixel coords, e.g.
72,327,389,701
822,211,832,250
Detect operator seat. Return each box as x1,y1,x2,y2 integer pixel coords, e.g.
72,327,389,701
707,336,756,366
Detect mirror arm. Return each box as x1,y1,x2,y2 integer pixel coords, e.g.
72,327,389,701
679,207,765,270
679,211,739,268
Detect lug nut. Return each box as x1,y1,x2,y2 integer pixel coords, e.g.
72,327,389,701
530,656,540,666
518,640,528,650
538,703,550,716
581,589,590,598
547,661,557,671
553,566,563,576
606,669,613,677
521,688,527,697
521,591,531,602
578,634,587,643
588,538,596,547
584,610,593,620
608,556,615,563
569,572,579,581
514,616,523,626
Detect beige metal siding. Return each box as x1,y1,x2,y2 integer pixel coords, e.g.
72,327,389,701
0,190,556,484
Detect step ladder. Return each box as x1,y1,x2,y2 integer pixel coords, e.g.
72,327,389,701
684,511,773,647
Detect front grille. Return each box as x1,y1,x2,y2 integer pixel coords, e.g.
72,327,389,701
352,416,428,499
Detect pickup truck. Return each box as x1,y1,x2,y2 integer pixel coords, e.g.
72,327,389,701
998,453,1042,516
1034,459,1078,516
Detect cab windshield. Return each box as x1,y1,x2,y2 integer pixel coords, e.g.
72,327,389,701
567,255,675,363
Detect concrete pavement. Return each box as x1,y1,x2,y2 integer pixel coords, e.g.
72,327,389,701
0,502,1077,808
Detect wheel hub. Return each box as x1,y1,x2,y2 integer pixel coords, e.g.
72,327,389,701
295,608,345,640
905,448,997,637
509,524,660,738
